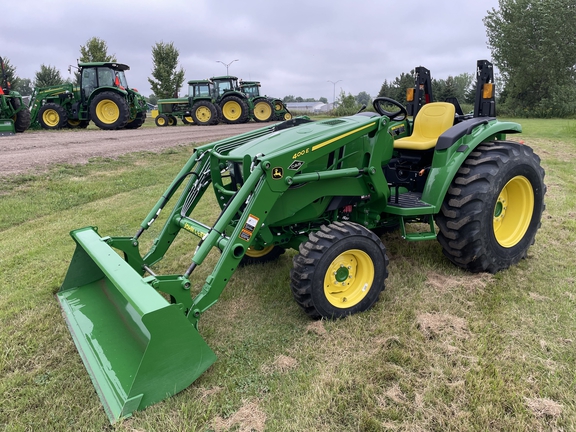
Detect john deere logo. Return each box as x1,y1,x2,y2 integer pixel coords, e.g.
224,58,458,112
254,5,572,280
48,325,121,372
272,167,283,179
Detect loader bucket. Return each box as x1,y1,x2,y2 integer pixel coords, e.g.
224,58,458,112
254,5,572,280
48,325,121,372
57,226,216,423
0,119,15,136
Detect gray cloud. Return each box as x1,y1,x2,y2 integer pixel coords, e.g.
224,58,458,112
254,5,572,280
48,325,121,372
1,0,500,100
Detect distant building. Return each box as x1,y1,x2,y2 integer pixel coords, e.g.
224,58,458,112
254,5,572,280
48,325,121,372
285,102,332,113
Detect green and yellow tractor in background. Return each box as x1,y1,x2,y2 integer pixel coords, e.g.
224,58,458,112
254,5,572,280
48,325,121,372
210,75,252,124
239,80,292,121
0,56,31,135
28,62,148,130
154,79,221,127
57,60,546,423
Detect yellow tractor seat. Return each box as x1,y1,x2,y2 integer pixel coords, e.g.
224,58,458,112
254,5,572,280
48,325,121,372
394,102,456,150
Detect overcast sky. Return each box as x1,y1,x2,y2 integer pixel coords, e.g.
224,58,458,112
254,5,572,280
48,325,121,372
2,0,501,101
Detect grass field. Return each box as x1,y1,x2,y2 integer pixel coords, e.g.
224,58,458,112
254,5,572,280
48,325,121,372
1,118,575,431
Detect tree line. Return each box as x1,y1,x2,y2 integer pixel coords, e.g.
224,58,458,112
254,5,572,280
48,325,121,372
5,0,576,118
286,0,576,119
3,37,185,103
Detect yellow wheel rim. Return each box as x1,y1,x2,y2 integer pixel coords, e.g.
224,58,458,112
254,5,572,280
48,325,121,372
195,106,212,122
245,245,274,258
222,101,241,121
275,102,283,111
184,116,194,123
284,112,292,120
42,109,60,127
157,117,166,126
324,249,374,308
68,119,80,127
493,175,534,247
254,101,272,120
96,100,119,124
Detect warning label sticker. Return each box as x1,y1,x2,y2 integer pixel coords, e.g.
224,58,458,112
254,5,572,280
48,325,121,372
240,214,259,242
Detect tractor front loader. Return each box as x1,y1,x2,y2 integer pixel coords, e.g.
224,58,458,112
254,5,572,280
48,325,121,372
29,62,148,130
0,56,31,135
57,60,546,423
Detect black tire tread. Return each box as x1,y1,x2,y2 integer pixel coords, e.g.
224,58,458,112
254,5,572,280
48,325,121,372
435,141,546,273
290,221,389,319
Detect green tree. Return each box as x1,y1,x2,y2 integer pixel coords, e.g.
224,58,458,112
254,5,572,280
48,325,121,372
148,41,185,99
377,71,414,103
1,57,21,90
79,37,117,63
319,96,328,103
147,94,158,105
34,65,64,87
355,91,372,107
484,0,576,117
333,90,360,116
283,95,295,102
15,78,33,96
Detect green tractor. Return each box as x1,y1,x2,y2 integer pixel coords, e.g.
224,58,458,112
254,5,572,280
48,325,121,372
154,79,221,127
57,60,546,423
210,75,253,124
0,56,31,135
240,80,292,121
29,62,148,130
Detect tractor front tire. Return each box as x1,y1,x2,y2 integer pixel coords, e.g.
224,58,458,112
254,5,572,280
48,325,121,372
67,119,90,129
38,103,67,130
290,221,388,319
14,106,31,132
253,99,274,122
191,101,217,126
89,91,130,130
125,112,146,129
435,141,546,273
155,114,169,127
220,96,249,124
212,104,222,125
240,245,285,266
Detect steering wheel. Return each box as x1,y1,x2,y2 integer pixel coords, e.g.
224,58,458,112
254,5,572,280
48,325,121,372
373,97,408,121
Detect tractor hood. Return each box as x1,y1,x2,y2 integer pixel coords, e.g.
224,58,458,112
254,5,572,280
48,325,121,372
227,115,382,160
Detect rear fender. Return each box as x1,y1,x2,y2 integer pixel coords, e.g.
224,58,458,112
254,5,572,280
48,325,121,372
421,119,522,210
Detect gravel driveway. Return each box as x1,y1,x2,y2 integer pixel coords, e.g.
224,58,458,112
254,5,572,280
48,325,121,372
0,123,267,177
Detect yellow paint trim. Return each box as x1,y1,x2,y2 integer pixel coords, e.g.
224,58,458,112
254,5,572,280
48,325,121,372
312,123,375,152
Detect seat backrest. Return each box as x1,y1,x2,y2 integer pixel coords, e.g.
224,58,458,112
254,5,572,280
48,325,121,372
394,102,455,150
411,102,455,140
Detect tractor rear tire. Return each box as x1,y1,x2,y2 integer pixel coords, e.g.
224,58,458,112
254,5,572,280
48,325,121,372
435,141,546,273
89,91,130,130
220,96,249,124
38,103,68,130
290,221,388,319
191,101,217,126
253,99,274,122
240,245,285,266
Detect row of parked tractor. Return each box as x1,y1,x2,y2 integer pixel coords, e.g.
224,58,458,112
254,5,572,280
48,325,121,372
0,58,150,135
0,57,290,136
153,75,291,127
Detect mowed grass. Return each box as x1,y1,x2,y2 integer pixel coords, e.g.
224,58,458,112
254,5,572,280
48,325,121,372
1,118,575,431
